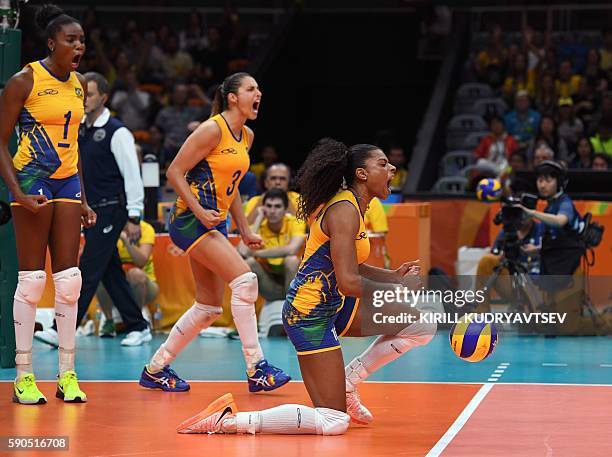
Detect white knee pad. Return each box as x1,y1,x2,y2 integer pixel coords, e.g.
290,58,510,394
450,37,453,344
398,321,437,346
229,272,259,304
315,407,350,435
14,270,47,306
52,267,82,304
191,302,223,328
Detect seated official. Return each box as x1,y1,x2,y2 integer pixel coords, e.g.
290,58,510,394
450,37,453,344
96,220,159,337
364,196,391,268
474,214,544,313
238,189,306,302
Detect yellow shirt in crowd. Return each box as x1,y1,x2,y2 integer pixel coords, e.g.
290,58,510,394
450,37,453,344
117,220,157,282
258,214,306,273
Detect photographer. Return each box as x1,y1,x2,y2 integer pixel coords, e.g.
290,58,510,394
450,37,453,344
519,161,583,286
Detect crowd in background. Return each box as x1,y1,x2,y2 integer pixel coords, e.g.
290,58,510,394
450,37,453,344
467,25,612,177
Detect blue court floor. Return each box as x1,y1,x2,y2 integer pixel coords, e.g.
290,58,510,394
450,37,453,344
2,332,611,385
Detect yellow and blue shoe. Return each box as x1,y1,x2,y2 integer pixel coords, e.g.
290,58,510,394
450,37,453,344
13,374,47,405
247,359,291,392
56,370,87,403
139,365,190,392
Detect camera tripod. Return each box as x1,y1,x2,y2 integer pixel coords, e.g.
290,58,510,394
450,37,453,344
484,257,543,315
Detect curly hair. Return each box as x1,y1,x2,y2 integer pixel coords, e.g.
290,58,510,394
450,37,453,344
295,138,379,221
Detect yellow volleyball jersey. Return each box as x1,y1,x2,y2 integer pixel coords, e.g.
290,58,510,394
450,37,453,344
13,61,85,179
176,114,250,219
286,189,370,315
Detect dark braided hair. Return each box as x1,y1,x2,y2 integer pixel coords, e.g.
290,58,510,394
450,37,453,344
296,139,380,221
35,4,81,56
211,72,251,116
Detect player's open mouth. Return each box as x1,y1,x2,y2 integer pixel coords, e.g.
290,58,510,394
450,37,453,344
252,101,260,112
71,54,82,68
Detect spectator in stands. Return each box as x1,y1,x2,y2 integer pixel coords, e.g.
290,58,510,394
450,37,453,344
556,97,584,153
386,144,408,192
590,120,612,156
508,149,528,172
569,137,594,169
532,144,555,168
573,78,599,130
245,163,300,223
193,26,229,89
474,24,506,88
161,33,194,80
363,196,392,269
522,27,546,75
529,115,569,162
588,92,612,134
238,189,305,302
592,152,611,170
599,27,612,78
110,69,151,132
504,90,541,146
140,125,169,170
154,83,210,159
556,59,582,98
534,72,557,115
502,53,535,101
180,11,209,55
97,220,159,337
474,115,519,173
584,48,608,91
250,145,279,190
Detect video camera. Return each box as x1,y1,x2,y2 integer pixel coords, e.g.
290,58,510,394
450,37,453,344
492,193,538,263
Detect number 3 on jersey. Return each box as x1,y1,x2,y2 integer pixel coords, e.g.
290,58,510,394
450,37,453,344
226,170,242,196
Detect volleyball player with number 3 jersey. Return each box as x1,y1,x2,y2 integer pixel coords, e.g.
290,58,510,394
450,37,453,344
0,4,96,405
139,72,290,393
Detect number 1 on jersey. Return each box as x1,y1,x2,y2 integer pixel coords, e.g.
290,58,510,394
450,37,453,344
58,110,71,148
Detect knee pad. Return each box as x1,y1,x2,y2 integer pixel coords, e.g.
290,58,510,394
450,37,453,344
398,321,437,346
52,267,82,304
229,272,259,304
14,270,47,306
315,407,350,436
191,302,223,328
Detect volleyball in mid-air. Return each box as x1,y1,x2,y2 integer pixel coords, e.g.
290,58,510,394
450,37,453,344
476,178,502,202
449,314,498,362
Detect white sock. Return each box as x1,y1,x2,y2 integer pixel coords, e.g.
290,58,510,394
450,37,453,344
346,321,436,389
148,302,221,373
55,301,78,374
222,404,348,435
229,273,264,372
14,298,36,377
53,268,81,375
14,270,46,378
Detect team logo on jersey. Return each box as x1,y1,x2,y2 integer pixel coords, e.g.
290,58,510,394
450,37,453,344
355,231,368,240
75,87,84,99
220,148,237,154
37,88,58,96
93,129,106,142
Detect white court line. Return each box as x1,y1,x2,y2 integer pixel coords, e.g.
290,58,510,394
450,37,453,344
601,364,612,368
490,374,502,378
542,363,568,367
494,369,505,373
487,378,498,382
425,383,494,457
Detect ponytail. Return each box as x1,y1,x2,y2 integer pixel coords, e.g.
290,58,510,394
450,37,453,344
210,72,251,117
